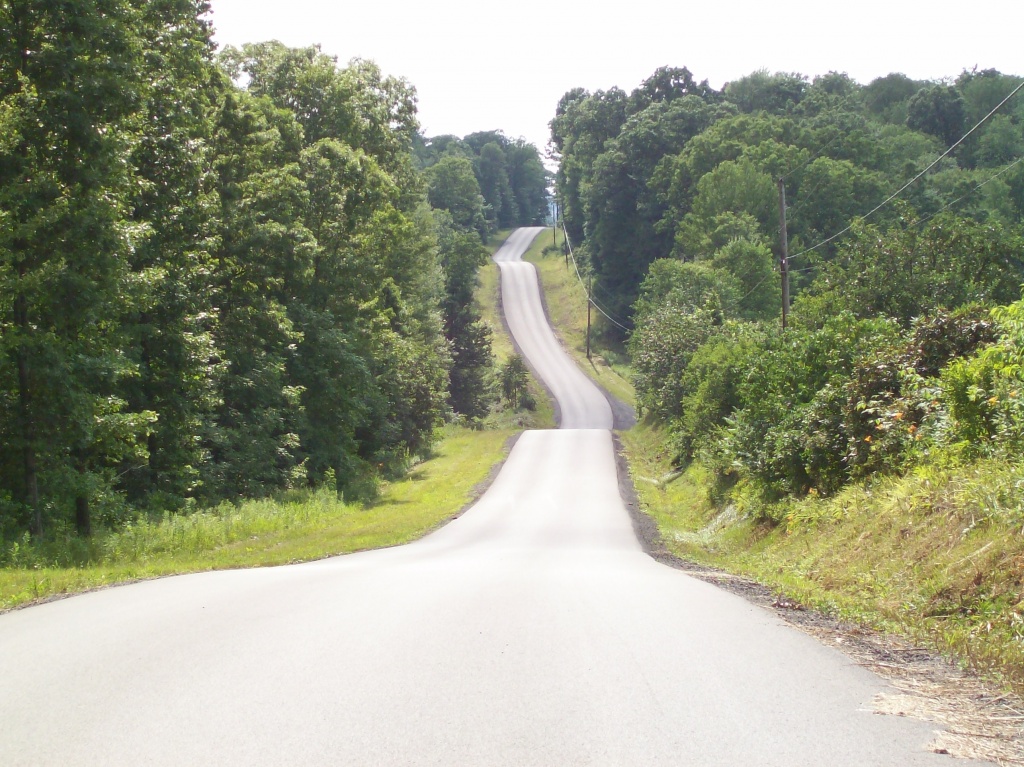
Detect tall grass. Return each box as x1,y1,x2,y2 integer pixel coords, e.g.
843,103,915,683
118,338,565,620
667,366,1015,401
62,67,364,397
1,426,517,611
1,490,351,570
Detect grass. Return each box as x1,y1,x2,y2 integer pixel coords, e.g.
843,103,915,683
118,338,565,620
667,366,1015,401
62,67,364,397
522,228,635,410
622,419,1024,693
0,425,517,611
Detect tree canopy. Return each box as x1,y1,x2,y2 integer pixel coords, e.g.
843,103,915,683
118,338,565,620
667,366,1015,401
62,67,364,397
576,64,1024,508
0,5,546,544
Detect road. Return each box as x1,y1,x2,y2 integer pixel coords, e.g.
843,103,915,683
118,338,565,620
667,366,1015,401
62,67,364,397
0,227,974,765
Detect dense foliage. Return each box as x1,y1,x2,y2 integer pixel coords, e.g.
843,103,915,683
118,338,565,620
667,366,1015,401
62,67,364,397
415,130,550,239
561,65,1024,512
553,66,1024,326
0,3,542,544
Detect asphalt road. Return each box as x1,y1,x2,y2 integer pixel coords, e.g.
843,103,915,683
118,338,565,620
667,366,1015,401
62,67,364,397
0,227,975,766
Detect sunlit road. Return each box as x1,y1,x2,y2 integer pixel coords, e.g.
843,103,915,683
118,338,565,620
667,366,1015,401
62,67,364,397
0,227,974,765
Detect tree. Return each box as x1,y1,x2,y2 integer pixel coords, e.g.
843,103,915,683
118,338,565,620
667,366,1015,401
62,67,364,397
907,85,966,147
788,156,887,246
425,155,487,237
864,73,922,124
224,43,419,180
476,141,516,228
800,212,1024,326
500,355,529,409
977,115,1023,168
585,96,722,320
674,158,776,257
118,0,225,512
205,91,307,499
550,87,629,243
0,0,155,536
435,212,493,419
505,139,550,225
725,70,808,114
627,66,719,113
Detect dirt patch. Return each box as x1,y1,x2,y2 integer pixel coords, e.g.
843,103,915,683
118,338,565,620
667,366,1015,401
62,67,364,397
612,440,1024,765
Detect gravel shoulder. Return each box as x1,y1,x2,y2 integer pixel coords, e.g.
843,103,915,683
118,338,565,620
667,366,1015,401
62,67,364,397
612,434,1024,766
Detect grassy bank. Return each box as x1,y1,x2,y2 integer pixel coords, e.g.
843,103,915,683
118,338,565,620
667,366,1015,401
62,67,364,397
1,426,517,611
522,228,635,409
623,419,1024,692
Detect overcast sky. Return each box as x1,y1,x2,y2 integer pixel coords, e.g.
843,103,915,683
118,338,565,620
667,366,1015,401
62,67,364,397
206,0,1023,155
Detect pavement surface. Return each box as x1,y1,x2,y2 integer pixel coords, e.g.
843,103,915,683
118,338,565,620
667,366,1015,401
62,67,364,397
0,227,979,765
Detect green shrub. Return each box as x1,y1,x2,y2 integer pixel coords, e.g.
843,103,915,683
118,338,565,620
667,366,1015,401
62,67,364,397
724,313,900,498
629,304,720,421
671,325,762,462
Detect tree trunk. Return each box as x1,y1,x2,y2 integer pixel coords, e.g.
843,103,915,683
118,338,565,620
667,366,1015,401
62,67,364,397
74,494,91,538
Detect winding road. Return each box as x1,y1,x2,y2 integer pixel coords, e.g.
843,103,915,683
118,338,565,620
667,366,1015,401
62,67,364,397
0,227,976,765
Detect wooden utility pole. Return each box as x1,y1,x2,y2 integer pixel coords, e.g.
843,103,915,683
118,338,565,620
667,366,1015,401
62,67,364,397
586,273,592,360
778,178,790,330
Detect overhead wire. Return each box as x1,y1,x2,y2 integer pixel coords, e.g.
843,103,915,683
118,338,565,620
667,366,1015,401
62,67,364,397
911,154,1024,228
560,222,633,332
551,81,1024,325
788,153,1024,274
738,272,773,303
787,78,1024,262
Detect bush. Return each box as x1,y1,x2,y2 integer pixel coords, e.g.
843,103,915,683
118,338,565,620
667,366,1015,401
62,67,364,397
671,325,762,462
499,355,530,409
629,304,721,421
724,313,900,498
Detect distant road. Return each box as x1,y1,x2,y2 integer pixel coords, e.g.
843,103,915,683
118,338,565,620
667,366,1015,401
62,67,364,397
0,227,975,765
493,227,612,429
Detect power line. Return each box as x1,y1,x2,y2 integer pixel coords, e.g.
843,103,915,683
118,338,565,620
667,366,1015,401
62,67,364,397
788,78,1024,262
791,153,1024,275
738,272,773,303
911,154,1024,228
776,155,1024,282
560,223,633,332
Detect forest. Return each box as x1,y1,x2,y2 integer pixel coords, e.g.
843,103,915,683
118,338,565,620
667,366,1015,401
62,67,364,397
0,1,548,546
552,65,1024,511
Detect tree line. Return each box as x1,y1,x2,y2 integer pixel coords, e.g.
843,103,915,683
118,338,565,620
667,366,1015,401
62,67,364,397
552,65,1024,510
0,1,549,544
416,131,550,240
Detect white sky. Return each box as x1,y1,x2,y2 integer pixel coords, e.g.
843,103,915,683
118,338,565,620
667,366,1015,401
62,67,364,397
206,0,1023,156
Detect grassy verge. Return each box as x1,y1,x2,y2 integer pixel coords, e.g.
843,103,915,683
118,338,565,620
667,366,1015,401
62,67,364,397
0,426,517,611
522,228,635,409
622,419,1024,692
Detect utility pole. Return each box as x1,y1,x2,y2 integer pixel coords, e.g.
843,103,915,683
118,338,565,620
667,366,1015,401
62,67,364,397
586,272,592,360
778,178,790,330
552,200,557,248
